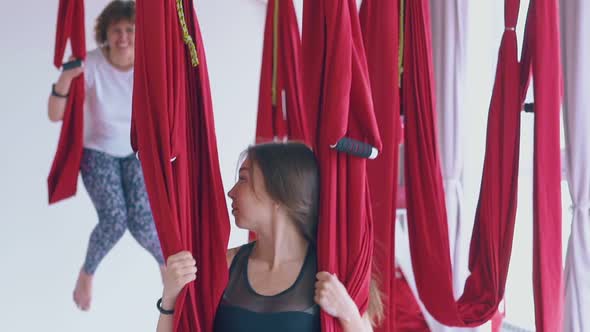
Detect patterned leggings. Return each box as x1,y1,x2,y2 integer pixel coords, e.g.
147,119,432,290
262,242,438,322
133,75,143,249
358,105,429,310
80,148,164,275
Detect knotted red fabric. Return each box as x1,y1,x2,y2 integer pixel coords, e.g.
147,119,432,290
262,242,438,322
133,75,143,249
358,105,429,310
47,0,86,204
256,0,309,145
359,1,401,331
302,0,382,331
402,0,563,330
131,1,230,331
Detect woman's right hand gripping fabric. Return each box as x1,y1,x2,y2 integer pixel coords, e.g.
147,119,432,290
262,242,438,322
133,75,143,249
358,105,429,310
161,251,197,308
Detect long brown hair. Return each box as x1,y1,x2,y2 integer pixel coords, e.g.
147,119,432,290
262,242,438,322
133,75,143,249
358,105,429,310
246,142,319,244
94,0,136,46
246,141,383,326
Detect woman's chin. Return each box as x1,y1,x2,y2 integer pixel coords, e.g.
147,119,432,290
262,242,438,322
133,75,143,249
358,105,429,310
233,217,244,228
234,219,254,232
112,45,133,55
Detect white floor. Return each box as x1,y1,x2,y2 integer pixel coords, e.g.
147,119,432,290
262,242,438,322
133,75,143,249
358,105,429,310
1,191,166,331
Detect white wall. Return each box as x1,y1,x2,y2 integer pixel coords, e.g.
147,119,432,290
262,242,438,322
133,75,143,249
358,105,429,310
0,1,571,331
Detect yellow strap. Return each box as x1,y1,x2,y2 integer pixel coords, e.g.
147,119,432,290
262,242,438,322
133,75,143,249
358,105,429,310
176,0,199,67
271,0,280,106
398,0,405,87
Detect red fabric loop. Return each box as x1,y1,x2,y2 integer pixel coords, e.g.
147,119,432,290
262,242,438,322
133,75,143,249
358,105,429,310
48,0,87,204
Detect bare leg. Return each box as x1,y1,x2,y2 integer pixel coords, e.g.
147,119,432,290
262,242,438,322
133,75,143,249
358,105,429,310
160,265,166,283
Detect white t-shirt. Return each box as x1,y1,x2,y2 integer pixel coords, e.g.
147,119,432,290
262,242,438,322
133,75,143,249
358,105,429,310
83,48,134,157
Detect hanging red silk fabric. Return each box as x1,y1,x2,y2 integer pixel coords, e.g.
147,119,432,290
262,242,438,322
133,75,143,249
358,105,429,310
47,0,86,204
403,0,521,326
251,0,310,241
359,0,401,331
395,269,430,332
256,0,309,145
529,0,563,330
131,1,230,331
302,0,382,331
402,0,563,330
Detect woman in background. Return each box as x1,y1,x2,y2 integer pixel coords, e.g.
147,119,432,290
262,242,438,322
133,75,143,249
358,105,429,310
47,0,164,311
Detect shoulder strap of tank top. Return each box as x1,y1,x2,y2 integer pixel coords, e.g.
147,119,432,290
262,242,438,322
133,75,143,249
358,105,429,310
229,242,256,274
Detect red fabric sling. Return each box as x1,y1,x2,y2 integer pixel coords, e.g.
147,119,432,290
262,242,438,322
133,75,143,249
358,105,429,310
402,0,522,326
359,1,401,331
47,0,86,204
256,0,309,145
395,269,430,332
131,1,230,331
302,1,382,331
529,0,563,330
402,0,563,330
251,0,310,242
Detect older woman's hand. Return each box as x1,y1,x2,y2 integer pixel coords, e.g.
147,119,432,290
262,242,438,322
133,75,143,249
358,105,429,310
314,271,361,322
53,56,84,99
59,56,84,81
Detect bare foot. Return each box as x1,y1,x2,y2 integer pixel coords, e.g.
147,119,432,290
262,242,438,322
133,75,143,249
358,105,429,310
73,269,93,311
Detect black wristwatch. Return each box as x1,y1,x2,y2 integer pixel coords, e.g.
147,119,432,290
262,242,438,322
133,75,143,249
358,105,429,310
51,83,69,98
157,298,175,315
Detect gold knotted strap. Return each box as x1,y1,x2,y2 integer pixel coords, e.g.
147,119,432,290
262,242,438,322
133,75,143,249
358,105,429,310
176,0,199,67
398,0,405,87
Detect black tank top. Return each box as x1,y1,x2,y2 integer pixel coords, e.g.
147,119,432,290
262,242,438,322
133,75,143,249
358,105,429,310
213,242,321,332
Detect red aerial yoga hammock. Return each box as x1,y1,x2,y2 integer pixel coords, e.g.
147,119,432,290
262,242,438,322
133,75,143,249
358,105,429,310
402,0,563,330
403,0,522,325
359,1,401,331
255,0,309,145
47,0,86,204
302,0,382,331
131,1,230,331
